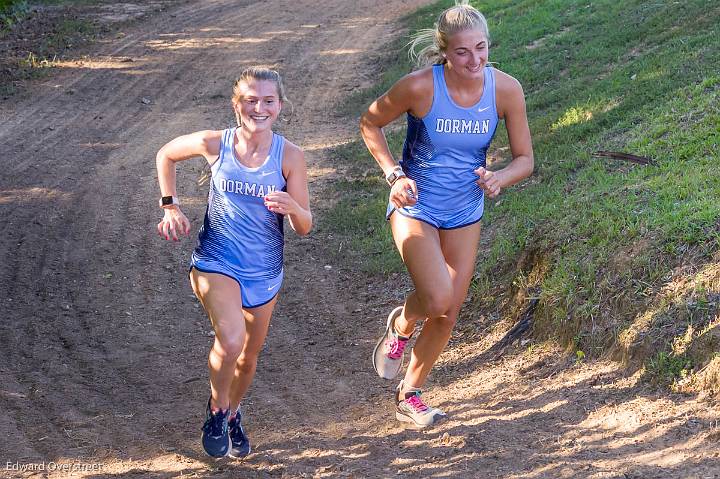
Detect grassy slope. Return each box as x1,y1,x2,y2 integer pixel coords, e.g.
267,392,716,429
324,0,720,390
473,0,720,384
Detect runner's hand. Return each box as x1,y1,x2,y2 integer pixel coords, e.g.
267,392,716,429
474,167,503,198
157,207,190,242
390,177,417,209
264,191,300,215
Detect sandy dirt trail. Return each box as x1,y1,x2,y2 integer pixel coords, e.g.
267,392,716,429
1,1,719,478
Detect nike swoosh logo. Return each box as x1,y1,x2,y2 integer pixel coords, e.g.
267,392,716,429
267,283,280,291
478,106,490,112
260,170,277,177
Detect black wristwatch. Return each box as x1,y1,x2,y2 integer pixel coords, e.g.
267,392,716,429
385,168,406,186
159,195,179,208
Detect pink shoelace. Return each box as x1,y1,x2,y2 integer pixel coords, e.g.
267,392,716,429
404,393,428,412
384,335,409,360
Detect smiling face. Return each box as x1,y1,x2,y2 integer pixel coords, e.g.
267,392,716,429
444,27,489,80
233,79,282,133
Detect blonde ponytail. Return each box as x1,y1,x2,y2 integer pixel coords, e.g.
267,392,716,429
408,1,490,68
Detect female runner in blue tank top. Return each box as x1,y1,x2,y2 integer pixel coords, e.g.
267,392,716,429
155,67,312,458
361,2,534,428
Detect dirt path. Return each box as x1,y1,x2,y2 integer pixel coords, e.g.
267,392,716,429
1,1,719,478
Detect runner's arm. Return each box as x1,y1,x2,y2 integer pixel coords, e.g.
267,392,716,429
360,73,429,206
360,74,422,177
155,130,222,241
266,143,312,235
475,75,534,197
156,130,222,200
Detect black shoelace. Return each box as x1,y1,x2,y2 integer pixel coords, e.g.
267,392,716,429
204,410,227,436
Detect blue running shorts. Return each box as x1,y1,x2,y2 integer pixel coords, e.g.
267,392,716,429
190,264,283,308
386,199,483,230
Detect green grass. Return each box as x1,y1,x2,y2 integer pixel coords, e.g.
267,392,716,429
0,0,28,31
0,1,88,31
645,351,693,386
320,0,720,378
470,0,720,350
0,0,22,11
322,177,403,274
2,15,98,88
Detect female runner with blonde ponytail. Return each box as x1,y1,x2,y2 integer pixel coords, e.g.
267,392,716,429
361,1,533,428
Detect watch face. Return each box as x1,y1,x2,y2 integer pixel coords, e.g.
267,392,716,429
387,170,405,186
161,196,174,206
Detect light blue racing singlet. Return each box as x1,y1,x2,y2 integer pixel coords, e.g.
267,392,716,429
389,64,499,229
191,128,286,281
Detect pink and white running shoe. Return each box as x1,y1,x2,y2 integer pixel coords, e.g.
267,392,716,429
372,306,409,379
395,389,446,428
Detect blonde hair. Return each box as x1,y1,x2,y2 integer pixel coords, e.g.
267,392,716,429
408,0,490,67
231,67,288,126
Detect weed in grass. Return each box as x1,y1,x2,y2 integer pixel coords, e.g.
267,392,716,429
0,83,17,96
645,351,692,386
575,350,586,365
20,51,56,69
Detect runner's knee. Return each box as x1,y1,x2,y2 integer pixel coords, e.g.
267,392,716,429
235,354,258,375
418,286,453,318
431,312,458,332
215,334,246,359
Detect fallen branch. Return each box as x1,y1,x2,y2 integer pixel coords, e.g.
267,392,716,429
592,150,657,166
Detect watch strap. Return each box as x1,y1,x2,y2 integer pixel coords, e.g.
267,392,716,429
385,168,406,186
159,195,179,208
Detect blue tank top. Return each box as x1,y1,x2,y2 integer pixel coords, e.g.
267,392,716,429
399,64,498,217
192,128,286,280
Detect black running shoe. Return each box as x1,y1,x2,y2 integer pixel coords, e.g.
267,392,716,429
228,410,251,458
201,398,230,458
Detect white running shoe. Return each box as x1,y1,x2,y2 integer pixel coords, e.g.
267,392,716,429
372,306,409,379
395,389,446,428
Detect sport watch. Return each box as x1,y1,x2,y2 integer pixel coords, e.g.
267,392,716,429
159,195,179,208
385,168,406,186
